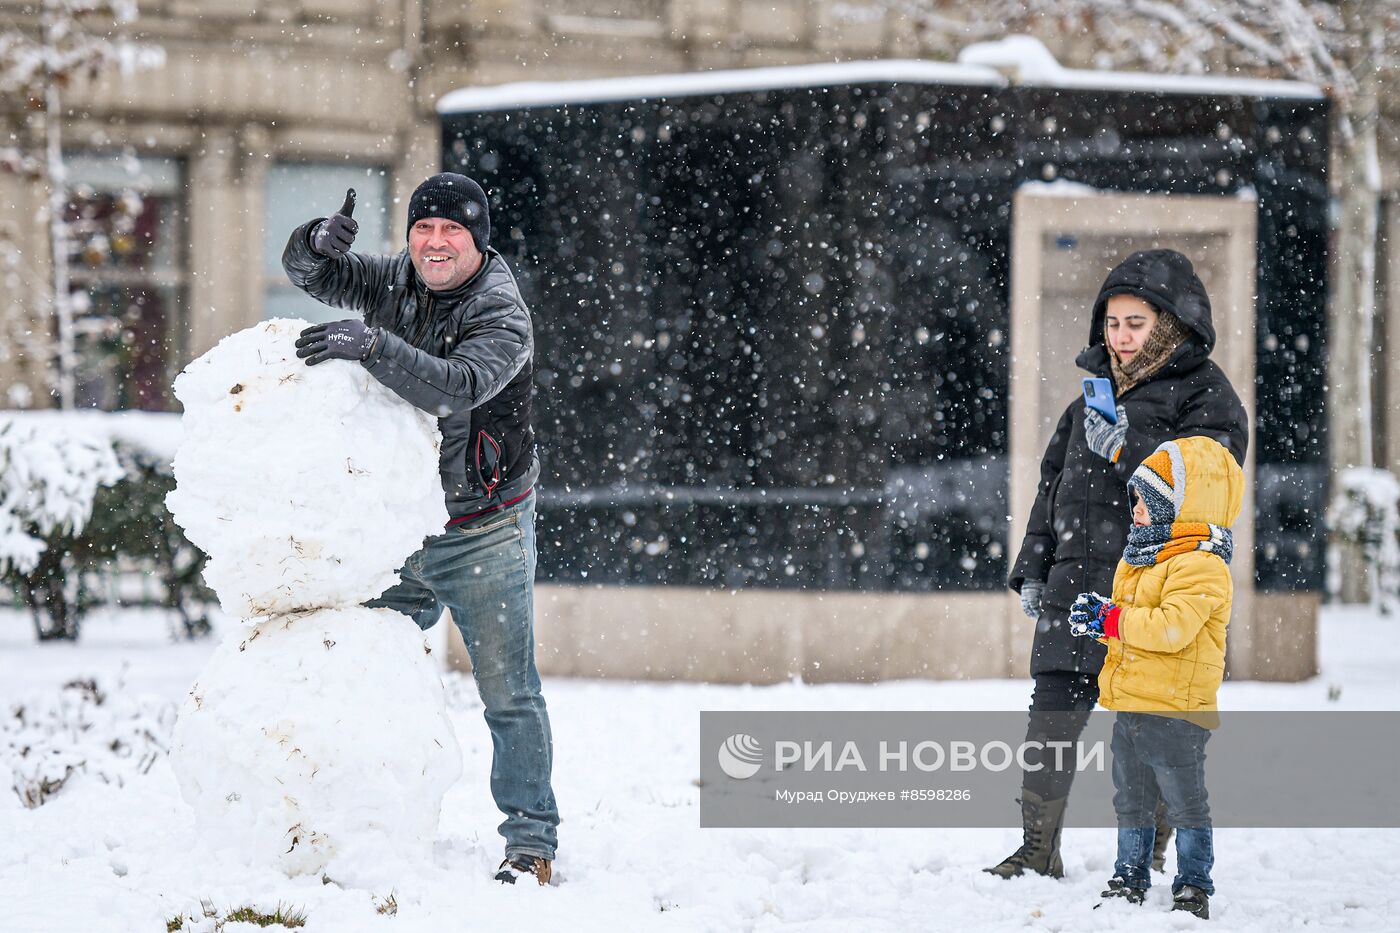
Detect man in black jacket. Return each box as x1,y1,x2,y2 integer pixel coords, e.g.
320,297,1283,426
987,249,1247,881
282,173,557,886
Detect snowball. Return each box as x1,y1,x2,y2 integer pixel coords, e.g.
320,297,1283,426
169,606,462,887
165,319,448,618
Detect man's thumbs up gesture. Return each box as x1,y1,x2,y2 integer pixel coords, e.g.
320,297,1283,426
311,188,359,259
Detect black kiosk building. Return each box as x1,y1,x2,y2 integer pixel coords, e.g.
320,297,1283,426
436,58,1327,681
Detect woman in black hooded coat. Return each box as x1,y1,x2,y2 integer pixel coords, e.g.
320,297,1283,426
986,249,1248,880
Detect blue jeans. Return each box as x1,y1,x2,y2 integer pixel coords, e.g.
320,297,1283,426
1111,712,1213,895
367,492,558,860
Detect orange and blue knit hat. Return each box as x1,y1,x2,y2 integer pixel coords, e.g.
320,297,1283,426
1123,439,1234,567
1127,441,1186,525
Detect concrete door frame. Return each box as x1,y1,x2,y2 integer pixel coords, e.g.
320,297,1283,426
1009,188,1262,677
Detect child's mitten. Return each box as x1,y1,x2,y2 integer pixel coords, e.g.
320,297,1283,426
1069,591,1121,639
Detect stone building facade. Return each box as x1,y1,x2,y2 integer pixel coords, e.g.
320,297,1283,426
7,0,1396,428
0,0,935,407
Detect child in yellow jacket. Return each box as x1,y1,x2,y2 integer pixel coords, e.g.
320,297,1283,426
1068,435,1243,921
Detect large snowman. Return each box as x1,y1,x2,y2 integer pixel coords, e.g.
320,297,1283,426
166,319,461,888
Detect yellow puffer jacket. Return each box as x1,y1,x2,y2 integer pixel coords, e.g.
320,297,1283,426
1098,436,1244,726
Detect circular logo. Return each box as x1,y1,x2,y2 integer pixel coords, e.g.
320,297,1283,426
717,733,763,780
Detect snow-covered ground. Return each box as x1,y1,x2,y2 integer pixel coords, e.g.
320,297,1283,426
2,605,1397,932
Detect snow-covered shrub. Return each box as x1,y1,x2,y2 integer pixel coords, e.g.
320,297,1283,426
1330,467,1400,613
1,412,212,640
0,417,122,575
88,438,213,638
3,676,176,809
0,416,123,639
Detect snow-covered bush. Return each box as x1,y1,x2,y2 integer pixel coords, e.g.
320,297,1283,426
0,416,124,639
89,438,214,639
1330,467,1400,614
1,412,212,640
3,676,175,809
0,416,122,576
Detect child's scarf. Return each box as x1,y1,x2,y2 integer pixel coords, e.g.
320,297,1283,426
1123,521,1233,567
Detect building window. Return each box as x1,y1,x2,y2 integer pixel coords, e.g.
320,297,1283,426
263,163,391,324
64,153,186,412
561,0,666,16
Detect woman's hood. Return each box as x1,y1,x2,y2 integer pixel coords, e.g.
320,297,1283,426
1087,249,1216,352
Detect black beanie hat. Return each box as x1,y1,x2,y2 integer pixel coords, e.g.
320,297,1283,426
406,173,490,251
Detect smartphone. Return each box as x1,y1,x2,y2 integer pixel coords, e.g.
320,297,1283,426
1082,377,1118,423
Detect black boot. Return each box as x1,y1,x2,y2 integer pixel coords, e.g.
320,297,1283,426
1152,798,1173,873
1172,884,1210,919
1099,875,1146,905
984,790,1068,879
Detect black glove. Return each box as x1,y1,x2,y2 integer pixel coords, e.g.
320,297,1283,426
310,188,358,259
294,320,378,366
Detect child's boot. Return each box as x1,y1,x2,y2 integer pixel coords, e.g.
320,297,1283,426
1099,875,1147,905
1172,884,1210,919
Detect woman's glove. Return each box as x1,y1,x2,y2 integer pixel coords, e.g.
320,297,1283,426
1019,579,1045,620
1084,404,1128,463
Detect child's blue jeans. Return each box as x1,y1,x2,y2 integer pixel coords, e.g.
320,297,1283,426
1111,711,1213,895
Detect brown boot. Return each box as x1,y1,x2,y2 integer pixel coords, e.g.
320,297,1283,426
1151,797,1173,873
495,854,552,886
984,790,1069,879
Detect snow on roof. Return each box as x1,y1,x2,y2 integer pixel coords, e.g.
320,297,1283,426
959,35,1323,100
1016,179,1108,198
437,60,1005,113
1017,179,1260,201
438,40,1322,115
